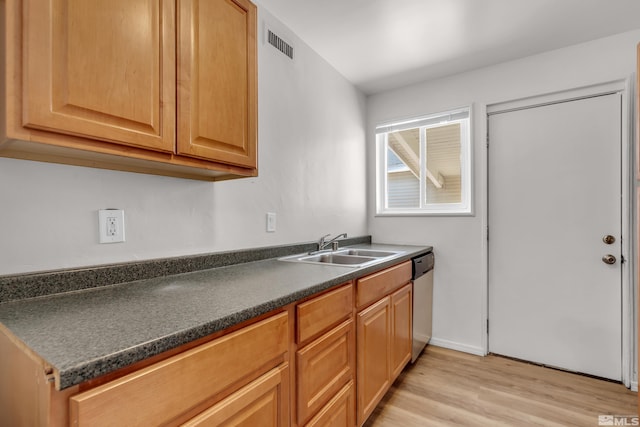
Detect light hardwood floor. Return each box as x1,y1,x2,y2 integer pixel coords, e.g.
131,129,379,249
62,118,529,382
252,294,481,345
364,346,637,426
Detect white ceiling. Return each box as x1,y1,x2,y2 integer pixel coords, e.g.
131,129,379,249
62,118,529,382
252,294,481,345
261,0,640,94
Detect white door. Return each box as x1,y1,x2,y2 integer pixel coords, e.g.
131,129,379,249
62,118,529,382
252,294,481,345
488,93,622,380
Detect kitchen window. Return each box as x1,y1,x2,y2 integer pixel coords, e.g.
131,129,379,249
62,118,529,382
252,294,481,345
375,107,472,215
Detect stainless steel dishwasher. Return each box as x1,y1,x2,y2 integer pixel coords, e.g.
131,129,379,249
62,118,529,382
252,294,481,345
411,251,434,363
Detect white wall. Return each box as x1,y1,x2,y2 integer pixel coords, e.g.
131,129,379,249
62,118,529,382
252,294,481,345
367,30,640,355
0,5,367,275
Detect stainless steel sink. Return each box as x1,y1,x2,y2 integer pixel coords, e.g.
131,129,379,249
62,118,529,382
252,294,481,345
279,248,403,267
302,253,376,265
335,249,399,258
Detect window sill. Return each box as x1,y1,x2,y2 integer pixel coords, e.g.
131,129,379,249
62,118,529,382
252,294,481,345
375,210,474,218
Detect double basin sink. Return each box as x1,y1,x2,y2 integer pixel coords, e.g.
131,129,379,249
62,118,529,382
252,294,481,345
280,248,402,268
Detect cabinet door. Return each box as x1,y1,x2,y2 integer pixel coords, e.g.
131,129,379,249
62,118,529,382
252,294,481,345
297,319,355,425
356,297,390,426
390,284,412,380
23,0,175,152
177,0,257,168
181,365,289,427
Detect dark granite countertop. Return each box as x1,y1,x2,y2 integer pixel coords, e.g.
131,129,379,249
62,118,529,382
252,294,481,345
0,242,431,390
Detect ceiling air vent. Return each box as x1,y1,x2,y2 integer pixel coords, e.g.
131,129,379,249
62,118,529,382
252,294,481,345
267,29,294,59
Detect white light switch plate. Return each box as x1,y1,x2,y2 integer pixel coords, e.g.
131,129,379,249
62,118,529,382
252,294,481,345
266,212,276,232
99,209,125,243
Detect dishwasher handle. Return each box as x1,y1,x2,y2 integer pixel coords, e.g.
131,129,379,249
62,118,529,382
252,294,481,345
412,252,434,280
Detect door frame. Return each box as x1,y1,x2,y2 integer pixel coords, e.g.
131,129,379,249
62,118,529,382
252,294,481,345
482,78,634,388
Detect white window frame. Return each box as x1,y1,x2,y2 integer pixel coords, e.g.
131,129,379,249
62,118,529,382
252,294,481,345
375,106,473,216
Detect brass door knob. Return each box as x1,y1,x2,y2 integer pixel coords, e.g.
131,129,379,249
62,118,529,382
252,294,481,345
602,235,616,244
602,254,616,265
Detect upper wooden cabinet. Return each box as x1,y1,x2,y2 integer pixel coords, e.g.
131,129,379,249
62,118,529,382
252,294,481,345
177,0,257,168
23,0,176,153
1,0,257,180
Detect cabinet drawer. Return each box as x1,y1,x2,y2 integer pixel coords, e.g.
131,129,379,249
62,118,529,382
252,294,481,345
304,380,355,427
70,311,288,427
297,283,353,344
356,261,411,309
182,364,289,427
297,319,355,425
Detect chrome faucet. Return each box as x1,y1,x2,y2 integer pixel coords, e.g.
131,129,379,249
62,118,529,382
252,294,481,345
311,233,347,254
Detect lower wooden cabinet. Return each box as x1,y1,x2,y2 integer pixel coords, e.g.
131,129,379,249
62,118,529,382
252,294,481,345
296,284,353,345
296,319,355,425
390,284,413,380
295,283,356,426
182,365,289,427
355,264,412,426
356,261,412,310
305,381,355,427
356,297,391,425
70,312,289,427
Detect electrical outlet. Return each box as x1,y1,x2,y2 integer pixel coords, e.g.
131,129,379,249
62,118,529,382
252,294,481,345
99,209,125,243
266,212,276,232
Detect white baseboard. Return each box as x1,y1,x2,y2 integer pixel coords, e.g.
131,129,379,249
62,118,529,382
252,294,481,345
630,380,638,392
429,337,486,356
